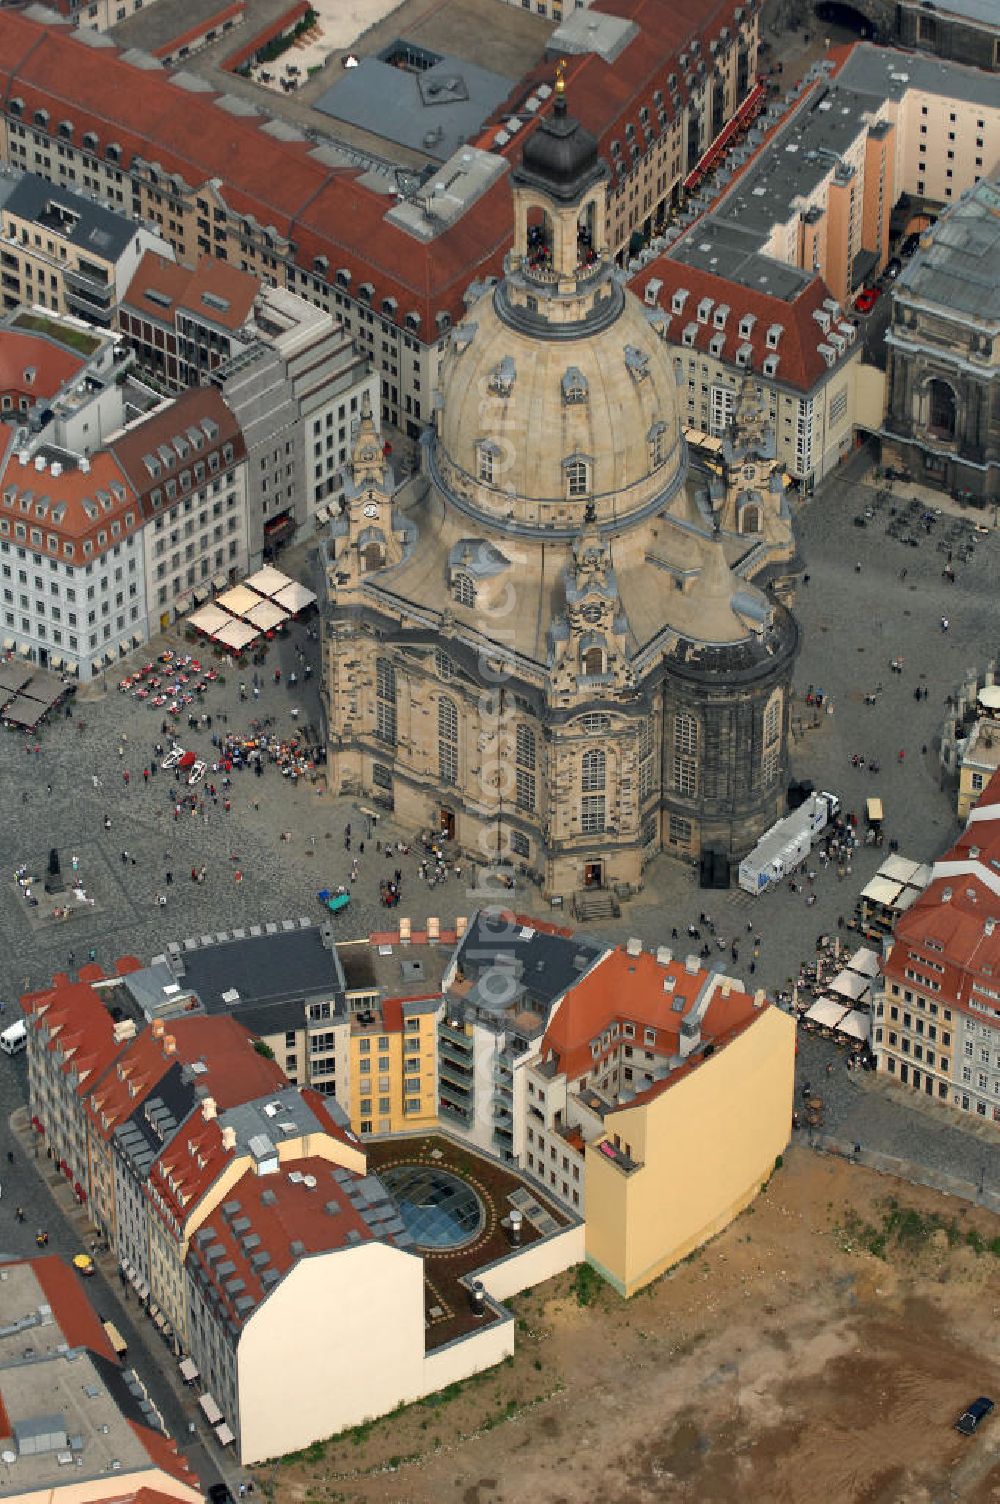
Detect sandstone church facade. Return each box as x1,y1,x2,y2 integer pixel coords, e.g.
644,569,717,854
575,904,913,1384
321,81,800,899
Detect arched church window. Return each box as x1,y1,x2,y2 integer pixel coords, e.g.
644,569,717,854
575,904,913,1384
439,696,458,786
927,379,957,441
516,725,536,812
581,749,606,792
453,573,476,608
477,442,495,484
761,691,782,786
649,423,669,466
582,645,605,677
639,716,655,800
672,712,698,796
375,657,397,746
565,458,590,498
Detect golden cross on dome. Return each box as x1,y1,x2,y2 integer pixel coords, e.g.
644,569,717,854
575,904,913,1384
555,58,567,95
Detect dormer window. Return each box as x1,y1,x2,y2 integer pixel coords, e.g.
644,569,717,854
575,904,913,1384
83,130,98,152
766,324,783,350
453,572,476,607
336,267,351,289
671,289,688,315
489,357,516,397
564,455,591,498
713,303,729,330
682,322,698,348
106,143,121,163
736,343,753,369
58,120,73,140
476,440,498,484
762,354,779,377
358,282,374,304
696,297,713,324
709,332,725,358
405,311,421,332
381,296,397,320
34,108,49,130
738,314,756,339
561,366,588,405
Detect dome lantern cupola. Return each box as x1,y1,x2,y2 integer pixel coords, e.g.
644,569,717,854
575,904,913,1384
507,64,610,289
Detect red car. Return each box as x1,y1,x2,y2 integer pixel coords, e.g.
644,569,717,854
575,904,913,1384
854,287,880,314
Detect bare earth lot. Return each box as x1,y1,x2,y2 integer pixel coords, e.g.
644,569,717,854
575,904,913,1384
264,1150,1000,1504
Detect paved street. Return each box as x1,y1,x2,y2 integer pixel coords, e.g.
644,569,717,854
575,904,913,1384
1,457,998,1486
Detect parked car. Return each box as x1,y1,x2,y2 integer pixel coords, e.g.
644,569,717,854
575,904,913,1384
854,287,880,314
955,1397,994,1436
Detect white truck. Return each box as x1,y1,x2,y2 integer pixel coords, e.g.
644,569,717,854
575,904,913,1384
0,1018,27,1056
738,791,840,896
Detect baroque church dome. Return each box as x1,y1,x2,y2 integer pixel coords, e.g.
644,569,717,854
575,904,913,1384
430,84,686,536
434,284,685,534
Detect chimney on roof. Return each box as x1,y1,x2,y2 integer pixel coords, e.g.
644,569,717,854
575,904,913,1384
655,945,672,966
685,954,700,974
152,1019,165,1039
112,1019,137,1045
942,887,952,903
163,1033,177,1055
201,1097,217,1121
753,989,766,1009
221,1125,237,1151
626,937,642,957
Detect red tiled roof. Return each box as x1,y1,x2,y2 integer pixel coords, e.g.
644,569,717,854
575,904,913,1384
0,1,753,329
162,1014,287,1107
541,945,763,1084
185,1157,381,1326
298,1086,366,1153
21,979,123,1095
126,1421,200,1490
148,1114,227,1231
153,0,245,60
630,258,844,393
108,385,245,524
122,251,260,334
0,1387,9,1443
26,1254,119,1361
967,765,1000,817
0,444,136,549
0,329,86,404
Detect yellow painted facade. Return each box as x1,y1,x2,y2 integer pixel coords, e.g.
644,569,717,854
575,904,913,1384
348,1008,438,1136
583,1003,795,1296
957,715,1000,821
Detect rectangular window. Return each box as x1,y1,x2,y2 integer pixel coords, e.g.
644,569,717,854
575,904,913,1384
581,795,605,834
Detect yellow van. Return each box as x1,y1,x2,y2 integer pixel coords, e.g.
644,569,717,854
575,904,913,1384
102,1319,127,1361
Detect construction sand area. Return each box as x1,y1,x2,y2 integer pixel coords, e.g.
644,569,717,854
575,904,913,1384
263,1149,1000,1504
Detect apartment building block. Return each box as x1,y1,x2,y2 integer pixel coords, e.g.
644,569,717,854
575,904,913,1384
669,44,999,314
0,0,761,438
0,329,249,674
874,768,1000,1125
0,165,170,325
118,252,260,391
0,1256,201,1504
633,258,869,485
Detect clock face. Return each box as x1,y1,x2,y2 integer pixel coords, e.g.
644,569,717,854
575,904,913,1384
362,502,379,519
580,603,602,625
361,445,379,463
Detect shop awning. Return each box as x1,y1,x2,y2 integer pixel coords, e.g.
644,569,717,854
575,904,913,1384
199,1393,223,1426
215,618,259,652
2,637,14,652
179,1356,199,1382
244,564,290,598
803,998,848,1029
132,631,143,648
49,655,62,672
211,572,228,592
216,584,261,618
848,946,880,978
274,580,316,614
215,1423,235,1447
836,1010,870,1042
244,598,289,632
830,970,869,1002
191,585,209,606
314,505,330,525
189,604,231,636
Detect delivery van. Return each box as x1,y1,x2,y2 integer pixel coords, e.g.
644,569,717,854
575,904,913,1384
102,1319,128,1361
0,1019,27,1056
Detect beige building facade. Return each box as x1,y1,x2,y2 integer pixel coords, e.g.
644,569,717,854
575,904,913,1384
322,96,800,896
